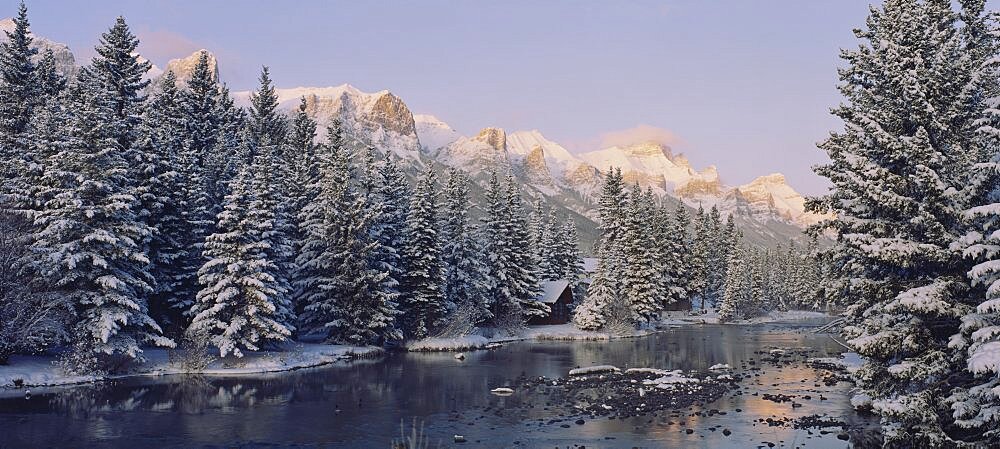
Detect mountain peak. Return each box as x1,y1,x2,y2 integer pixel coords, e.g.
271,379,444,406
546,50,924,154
748,173,787,185
0,17,76,76
475,127,507,153
619,141,673,159
163,49,218,85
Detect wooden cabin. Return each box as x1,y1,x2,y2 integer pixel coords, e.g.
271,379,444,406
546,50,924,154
528,280,574,325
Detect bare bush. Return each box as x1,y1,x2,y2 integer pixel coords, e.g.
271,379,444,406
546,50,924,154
168,328,217,373
0,212,73,364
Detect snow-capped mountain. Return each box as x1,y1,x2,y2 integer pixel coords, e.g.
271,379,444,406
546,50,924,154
161,49,819,247
0,17,76,77
162,49,218,86
233,83,422,161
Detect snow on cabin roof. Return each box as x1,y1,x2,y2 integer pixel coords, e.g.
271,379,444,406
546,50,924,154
535,280,570,304
582,258,599,273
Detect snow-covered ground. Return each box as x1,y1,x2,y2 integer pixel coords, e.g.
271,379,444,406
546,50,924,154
0,343,380,388
405,324,656,352
659,309,831,326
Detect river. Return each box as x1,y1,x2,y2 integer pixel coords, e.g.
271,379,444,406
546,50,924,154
0,319,878,448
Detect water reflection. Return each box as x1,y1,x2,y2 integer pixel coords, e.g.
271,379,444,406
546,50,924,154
0,322,877,448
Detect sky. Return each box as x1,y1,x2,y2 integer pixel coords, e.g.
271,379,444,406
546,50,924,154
16,0,890,195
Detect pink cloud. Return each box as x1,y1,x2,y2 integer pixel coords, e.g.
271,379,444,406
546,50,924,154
598,124,683,149
135,26,201,66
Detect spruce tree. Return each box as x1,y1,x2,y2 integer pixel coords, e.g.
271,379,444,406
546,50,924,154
141,72,191,334
400,168,448,338
807,0,994,443
440,168,491,325
689,205,709,308
505,174,546,319
32,77,170,363
295,121,398,345
0,2,37,147
189,159,292,358
621,185,660,321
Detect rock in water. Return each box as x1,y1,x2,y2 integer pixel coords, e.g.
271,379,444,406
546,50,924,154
455,352,465,360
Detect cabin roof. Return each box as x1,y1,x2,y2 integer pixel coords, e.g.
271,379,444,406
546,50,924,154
535,280,571,304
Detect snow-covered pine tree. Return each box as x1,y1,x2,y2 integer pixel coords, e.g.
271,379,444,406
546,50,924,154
552,216,584,286
400,168,448,339
946,0,1000,441
621,185,660,321
654,202,685,308
573,253,619,331
528,199,554,279
0,2,39,285
504,174,547,320
32,73,171,366
285,97,317,320
141,72,191,335
372,155,410,307
188,155,292,358
247,67,294,327
480,172,522,329
295,121,398,345
689,205,709,309
575,168,630,330
440,168,491,326
538,208,563,281
671,202,694,301
35,49,65,98
703,205,725,306
0,2,37,149
718,245,748,323
806,0,992,443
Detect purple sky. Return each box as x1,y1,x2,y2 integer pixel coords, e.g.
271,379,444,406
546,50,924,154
17,0,895,195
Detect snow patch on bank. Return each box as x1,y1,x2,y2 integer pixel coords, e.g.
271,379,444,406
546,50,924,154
404,324,655,352
660,309,831,325
0,344,380,388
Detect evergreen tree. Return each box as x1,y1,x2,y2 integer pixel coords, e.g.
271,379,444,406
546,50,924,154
718,246,747,323
35,49,65,98
440,168,491,325
32,78,171,363
480,172,523,329
373,155,410,304
552,216,584,285
141,72,190,334
946,1,1000,441
400,168,447,338
0,2,37,147
295,122,397,345
807,0,994,444
621,185,660,321
656,202,687,307
247,67,294,326
189,160,292,358
689,205,709,308
575,168,631,330
504,174,546,319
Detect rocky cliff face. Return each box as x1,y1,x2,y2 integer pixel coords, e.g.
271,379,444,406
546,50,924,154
164,50,219,85
0,17,76,77
233,84,423,160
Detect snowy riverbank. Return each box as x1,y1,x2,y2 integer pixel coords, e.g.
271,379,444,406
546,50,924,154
0,343,380,389
406,310,833,352
660,309,833,326
405,324,658,352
